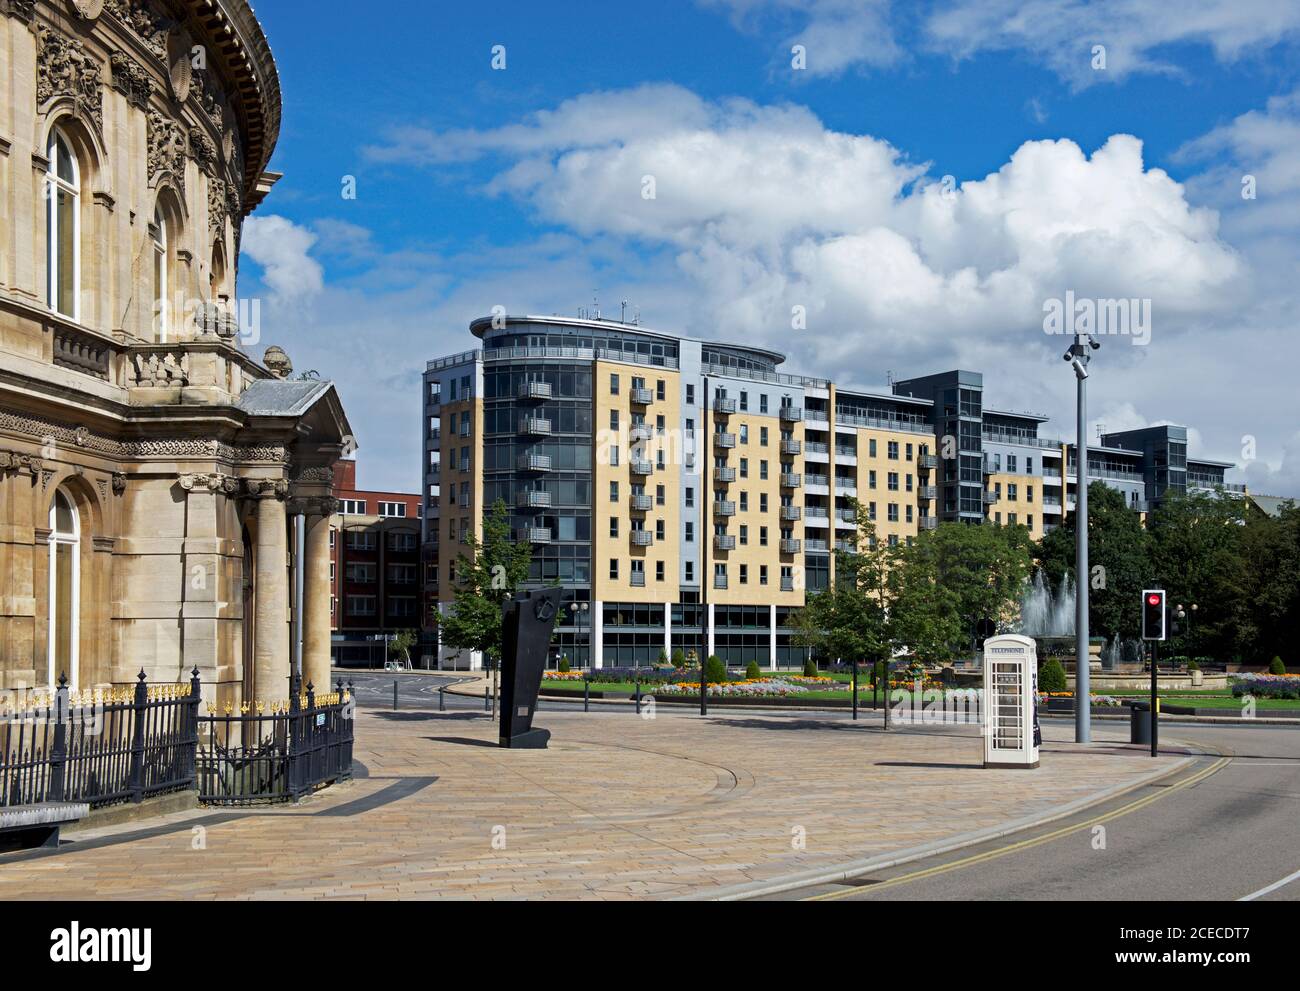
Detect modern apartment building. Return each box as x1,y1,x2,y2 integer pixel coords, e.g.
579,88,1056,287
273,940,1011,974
423,314,1242,669
329,460,428,665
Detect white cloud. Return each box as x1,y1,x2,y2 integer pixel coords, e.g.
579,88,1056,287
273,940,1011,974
701,0,1300,85
703,0,903,76
241,215,324,303
309,85,1299,496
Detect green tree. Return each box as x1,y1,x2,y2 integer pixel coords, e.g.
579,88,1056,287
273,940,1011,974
891,520,1033,663
1147,491,1252,660
387,628,417,668
1239,501,1299,667
438,499,535,668
1039,657,1068,692
788,501,890,670
671,648,686,669
704,655,727,686
1037,481,1151,640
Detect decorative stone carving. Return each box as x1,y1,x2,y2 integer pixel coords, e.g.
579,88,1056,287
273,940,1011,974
188,125,216,174
128,347,190,387
166,29,192,102
71,0,106,20
147,108,186,195
110,51,153,110
0,406,291,464
0,450,43,476
263,346,292,380
288,495,339,518
294,465,335,485
191,299,238,340
112,472,127,495
207,173,227,239
36,27,104,135
104,0,169,59
245,478,289,500
189,68,224,130
53,326,111,380
179,472,240,495
6,0,37,24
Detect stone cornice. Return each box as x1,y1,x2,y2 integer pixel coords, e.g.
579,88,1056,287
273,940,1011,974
0,405,289,465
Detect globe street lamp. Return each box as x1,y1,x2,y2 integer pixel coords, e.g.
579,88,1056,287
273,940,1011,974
569,601,589,669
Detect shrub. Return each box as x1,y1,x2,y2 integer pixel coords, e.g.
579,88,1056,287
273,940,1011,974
1269,656,1287,675
1039,658,1069,693
657,647,668,666
745,660,762,680
671,648,686,669
557,656,570,673
803,657,819,678
704,655,728,685
1186,657,1199,671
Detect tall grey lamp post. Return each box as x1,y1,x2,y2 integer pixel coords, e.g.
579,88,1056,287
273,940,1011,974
1065,330,1099,743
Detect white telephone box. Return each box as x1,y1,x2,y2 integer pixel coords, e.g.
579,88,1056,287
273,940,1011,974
983,634,1040,769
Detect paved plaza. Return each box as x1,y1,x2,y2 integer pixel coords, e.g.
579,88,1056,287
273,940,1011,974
0,704,1188,900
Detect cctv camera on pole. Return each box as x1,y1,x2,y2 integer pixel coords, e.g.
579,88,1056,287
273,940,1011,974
1063,331,1099,743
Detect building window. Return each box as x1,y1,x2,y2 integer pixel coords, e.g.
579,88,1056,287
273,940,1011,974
656,484,665,506
656,561,665,582
378,501,407,517
686,384,695,404
685,561,694,582
46,129,80,321
869,439,877,458
151,207,167,340
609,559,619,580
340,499,367,514
888,441,899,460
610,517,619,538
387,532,417,552
346,531,377,551
347,595,376,617
346,562,376,583
610,373,620,395
739,564,748,584
47,489,80,688
759,565,768,586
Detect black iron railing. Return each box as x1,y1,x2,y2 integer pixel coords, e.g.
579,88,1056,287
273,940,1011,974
0,669,201,809
196,676,354,806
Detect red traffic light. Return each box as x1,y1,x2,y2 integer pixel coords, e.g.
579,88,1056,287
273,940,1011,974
1147,593,1161,605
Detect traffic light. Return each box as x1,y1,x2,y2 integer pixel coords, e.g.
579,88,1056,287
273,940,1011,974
1141,589,1166,641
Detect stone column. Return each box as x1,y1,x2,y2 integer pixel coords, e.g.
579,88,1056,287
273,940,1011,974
249,479,290,701
303,498,336,695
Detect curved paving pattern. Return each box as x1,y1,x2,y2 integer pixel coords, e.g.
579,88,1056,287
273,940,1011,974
0,707,1185,900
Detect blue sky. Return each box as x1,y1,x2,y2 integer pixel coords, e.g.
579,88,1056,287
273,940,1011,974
237,0,1300,495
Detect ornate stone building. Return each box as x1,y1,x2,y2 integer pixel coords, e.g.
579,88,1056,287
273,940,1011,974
0,1,351,706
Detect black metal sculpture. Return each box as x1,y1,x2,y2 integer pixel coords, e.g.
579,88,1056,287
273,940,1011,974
498,587,561,748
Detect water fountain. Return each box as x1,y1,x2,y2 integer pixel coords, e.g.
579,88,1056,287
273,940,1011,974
1013,570,1102,677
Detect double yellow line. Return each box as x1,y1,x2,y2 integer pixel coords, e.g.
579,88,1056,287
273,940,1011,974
804,756,1231,900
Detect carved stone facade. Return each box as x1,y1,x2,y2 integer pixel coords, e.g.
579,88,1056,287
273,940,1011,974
1,2,344,706
35,25,103,134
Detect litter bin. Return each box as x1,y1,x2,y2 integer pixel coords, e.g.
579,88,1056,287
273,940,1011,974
1130,700,1152,745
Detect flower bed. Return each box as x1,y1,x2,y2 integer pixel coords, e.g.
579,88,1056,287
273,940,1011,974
1038,692,1127,708
657,678,811,697
1230,674,1300,699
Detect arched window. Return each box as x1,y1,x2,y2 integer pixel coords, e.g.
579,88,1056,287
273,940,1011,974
152,207,168,339
46,129,80,320
47,489,81,689
210,240,227,301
